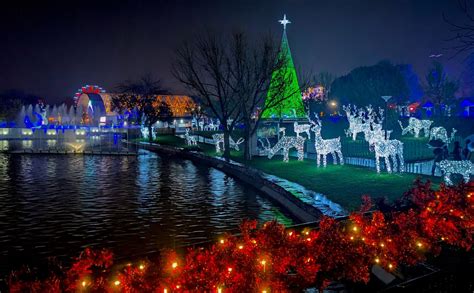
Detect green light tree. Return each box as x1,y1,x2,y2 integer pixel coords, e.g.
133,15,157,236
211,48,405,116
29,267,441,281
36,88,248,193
261,30,305,118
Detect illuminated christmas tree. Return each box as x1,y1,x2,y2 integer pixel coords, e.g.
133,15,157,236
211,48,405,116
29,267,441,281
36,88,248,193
262,15,306,119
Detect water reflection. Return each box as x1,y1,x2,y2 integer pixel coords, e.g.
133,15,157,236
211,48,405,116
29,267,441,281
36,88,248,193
0,147,292,276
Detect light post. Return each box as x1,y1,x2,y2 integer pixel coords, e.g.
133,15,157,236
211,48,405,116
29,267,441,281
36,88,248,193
381,96,392,139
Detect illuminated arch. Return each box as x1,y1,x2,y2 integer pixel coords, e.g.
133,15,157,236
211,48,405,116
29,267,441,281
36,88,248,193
74,85,113,114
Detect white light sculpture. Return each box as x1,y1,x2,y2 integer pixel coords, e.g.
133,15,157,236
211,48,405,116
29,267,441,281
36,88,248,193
198,120,205,131
343,104,384,141
437,160,474,185
212,133,244,152
429,127,457,144
309,115,344,167
293,121,311,138
140,125,156,141
184,129,198,146
258,128,305,162
204,119,219,131
365,130,405,173
398,117,433,138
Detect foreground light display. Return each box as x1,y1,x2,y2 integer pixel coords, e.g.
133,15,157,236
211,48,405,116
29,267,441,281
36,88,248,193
438,159,474,185
429,126,457,144
259,129,305,162
365,130,405,173
212,133,244,152
398,117,433,138
184,129,197,146
309,115,344,167
7,181,472,292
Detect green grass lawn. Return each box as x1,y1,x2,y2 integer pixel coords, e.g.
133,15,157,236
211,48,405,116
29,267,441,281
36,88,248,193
239,157,441,211
150,134,441,211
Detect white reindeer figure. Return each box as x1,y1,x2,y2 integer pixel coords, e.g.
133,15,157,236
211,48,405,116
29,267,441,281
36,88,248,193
198,120,205,131
365,130,405,173
184,129,197,146
429,127,457,144
437,160,474,185
343,104,383,141
309,115,344,167
208,119,220,131
212,133,244,153
205,120,218,131
258,128,305,162
293,121,311,138
398,117,433,138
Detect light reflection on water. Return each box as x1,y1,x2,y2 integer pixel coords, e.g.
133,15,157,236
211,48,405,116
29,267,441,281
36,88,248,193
0,144,292,275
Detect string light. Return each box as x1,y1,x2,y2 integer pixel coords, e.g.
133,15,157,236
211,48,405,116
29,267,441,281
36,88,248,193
399,117,433,138
429,126,457,144
258,133,305,162
81,280,87,287
309,114,344,167
293,121,311,138
238,245,244,249
437,160,473,185
172,262,178,269
139,264,145,270
212,133,244,152
184,129,197,146
343,104,383,141
114,280,120,286
365,130,405,173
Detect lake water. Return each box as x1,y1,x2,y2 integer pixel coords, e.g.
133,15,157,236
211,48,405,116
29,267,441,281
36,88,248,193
0,141,292,276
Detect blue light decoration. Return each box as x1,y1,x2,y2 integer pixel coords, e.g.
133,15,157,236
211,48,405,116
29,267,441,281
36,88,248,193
460,98,474,117
23,112,43,128
423,101,434,117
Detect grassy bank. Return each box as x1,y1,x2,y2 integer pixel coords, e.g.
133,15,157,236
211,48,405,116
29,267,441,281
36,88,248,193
149,134,441,211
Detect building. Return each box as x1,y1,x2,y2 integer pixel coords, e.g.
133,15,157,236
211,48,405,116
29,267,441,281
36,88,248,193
153,95,197,117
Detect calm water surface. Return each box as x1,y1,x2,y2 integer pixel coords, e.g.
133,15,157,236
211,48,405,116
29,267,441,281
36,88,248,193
0,141,292,276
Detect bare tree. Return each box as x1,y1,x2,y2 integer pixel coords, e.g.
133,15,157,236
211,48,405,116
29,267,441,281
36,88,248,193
444,0,474,57
113,74,171,142
313,71,336,100
228,32,308,160
172,33,242,159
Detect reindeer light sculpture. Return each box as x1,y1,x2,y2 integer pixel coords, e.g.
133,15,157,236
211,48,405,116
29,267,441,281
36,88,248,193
343,104,384,141
258,128,305,162
309,115,344,167
437,160,474,185
365,130,405,173
293,121,311,138
184,129,198,146
398,117,433,138
212,133,244,153
429,127,457,144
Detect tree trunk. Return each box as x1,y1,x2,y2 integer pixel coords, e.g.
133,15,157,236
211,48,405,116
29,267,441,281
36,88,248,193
223,129,231,161
243,123,252,161
148,124,153,143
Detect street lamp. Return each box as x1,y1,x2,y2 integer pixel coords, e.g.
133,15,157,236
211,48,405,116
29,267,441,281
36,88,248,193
381,96,392,139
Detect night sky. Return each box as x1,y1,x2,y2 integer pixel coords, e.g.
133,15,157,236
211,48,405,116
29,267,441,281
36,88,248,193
0,0,467,103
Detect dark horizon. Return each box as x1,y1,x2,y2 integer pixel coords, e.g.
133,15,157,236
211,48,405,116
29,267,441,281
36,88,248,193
0,0,469,103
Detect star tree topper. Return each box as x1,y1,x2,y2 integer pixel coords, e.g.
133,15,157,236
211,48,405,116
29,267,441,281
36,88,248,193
279,14,291,30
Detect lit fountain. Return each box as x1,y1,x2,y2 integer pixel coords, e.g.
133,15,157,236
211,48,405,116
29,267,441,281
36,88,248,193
65,141,86,153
